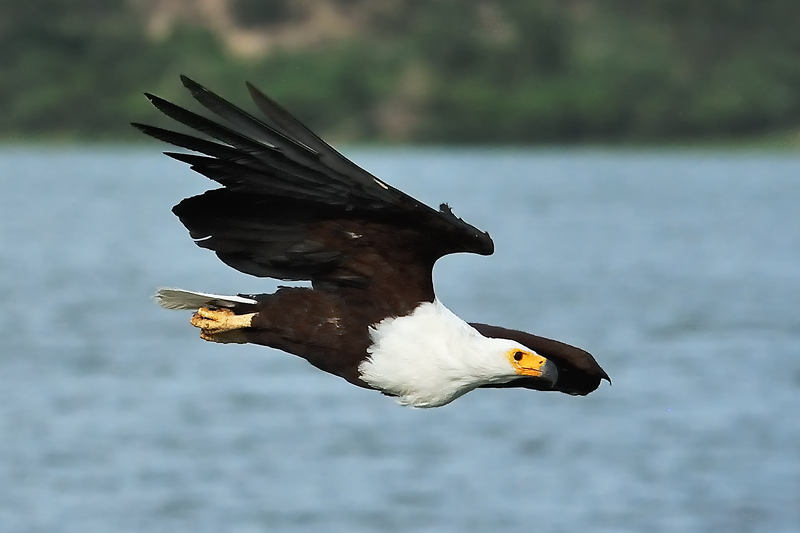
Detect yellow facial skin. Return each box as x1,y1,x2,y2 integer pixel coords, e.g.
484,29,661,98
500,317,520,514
506,349,551,377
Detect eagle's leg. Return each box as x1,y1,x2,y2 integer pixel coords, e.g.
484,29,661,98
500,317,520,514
190,307,256,344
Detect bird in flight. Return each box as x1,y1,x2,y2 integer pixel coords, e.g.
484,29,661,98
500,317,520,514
135,76,609,407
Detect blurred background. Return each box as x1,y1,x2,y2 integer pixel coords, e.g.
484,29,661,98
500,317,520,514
2,0,800,144
1,2,800,533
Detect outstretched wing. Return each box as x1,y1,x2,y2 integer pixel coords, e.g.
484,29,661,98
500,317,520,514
134,76,493,311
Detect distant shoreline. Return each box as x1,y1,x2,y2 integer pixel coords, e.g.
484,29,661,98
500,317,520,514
2,131,798,152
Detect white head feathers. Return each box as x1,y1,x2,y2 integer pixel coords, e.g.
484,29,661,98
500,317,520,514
358,300,554,407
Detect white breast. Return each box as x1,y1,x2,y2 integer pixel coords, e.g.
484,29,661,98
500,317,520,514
358,300,520,407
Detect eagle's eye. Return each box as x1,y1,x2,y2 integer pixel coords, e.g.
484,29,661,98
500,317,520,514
513,351,524,361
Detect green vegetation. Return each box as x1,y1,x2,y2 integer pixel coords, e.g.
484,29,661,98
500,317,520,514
1,0,799,144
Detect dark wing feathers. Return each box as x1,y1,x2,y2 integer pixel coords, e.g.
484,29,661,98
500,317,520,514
138,76,494,290
132,123,261,167
163,151,340,202
245,80,397,192
179,76,395,209
143,93,271,156
179,76,327,168
140,93,385,209
173,189,346,281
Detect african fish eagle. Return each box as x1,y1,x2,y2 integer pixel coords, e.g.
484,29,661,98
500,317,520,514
135,76,609,408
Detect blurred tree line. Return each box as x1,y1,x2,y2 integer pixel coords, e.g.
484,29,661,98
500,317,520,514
1,0,799,143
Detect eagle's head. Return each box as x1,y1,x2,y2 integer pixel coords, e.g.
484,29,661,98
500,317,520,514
359,301,562,407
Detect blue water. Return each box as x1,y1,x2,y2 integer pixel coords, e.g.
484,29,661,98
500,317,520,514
1,147,798,533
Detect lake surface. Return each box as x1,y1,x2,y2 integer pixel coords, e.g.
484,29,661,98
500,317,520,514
0,147,798,533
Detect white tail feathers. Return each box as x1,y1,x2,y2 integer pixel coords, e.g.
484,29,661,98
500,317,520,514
153,288,258,311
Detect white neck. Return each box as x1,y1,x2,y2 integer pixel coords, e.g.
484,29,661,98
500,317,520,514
358,300,520,407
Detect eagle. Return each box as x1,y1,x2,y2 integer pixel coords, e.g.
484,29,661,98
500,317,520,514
135,76,609,408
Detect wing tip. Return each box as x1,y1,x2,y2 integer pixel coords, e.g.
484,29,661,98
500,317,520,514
180,75,206,96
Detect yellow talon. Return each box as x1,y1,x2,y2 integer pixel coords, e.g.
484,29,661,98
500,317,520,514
190,307,255,336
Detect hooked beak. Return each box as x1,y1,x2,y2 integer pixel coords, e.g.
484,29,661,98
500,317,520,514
515,355,559,389
537,358,559,388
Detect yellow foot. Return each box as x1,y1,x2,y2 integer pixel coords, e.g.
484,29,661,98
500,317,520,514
190,307,256,342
